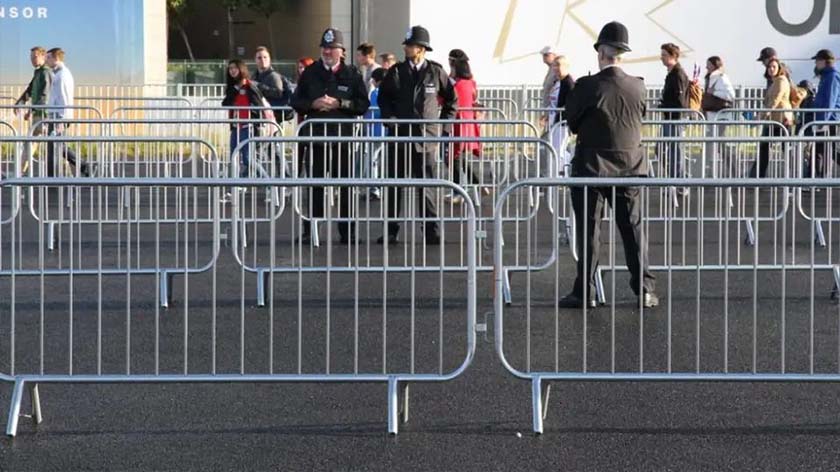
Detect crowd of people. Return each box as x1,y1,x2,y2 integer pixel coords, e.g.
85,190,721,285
10,22,840,310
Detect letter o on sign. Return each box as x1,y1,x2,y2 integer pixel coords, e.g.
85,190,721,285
767,0,840,36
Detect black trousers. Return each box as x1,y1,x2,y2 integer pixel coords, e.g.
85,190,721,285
382,140,440,238
571,185,655,299
46,123,82,177
750,125,786,178
301,142,354,238
814,126,839,178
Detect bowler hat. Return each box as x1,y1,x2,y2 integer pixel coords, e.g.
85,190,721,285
320,28,345,50
403,25,433,52
593,21,631,53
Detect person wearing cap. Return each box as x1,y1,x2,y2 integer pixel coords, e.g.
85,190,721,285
290,28,370,245
376,25,458,246
757,47,777,86
811,49,840,176
560,21,658,310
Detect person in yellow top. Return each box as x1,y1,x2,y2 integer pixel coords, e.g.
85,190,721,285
750,58,793,178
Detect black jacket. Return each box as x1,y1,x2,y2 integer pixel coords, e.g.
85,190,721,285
377,59,457,151
221,80,266,125
660,63,689,118
252,67,293,121
554,74,576,124
291,60,369,135
565,66,649,177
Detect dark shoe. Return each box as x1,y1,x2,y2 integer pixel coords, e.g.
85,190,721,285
377,234,399,245
295,233,311,245
557,293,597,309
425,234,441,245
639,292,659,308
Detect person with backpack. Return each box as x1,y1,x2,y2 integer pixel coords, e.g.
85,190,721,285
253,46,294,123
659,43,689,179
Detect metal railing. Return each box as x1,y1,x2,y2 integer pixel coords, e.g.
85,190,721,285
495,176,840,434
0,177,477,437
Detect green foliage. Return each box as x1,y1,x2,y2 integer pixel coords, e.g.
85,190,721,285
246,0,291,17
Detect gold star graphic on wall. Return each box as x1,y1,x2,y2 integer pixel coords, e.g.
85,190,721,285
493,0,695,64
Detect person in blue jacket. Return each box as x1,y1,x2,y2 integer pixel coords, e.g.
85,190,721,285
812,49,840,176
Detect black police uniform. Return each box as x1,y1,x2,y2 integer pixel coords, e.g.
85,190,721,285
290,30,370,242
562,22,657,308
376,26,458,242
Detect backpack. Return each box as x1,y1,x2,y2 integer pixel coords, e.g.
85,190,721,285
687,81,703,111
258,71,295,122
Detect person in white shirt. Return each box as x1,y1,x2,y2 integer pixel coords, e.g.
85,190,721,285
701,56,736,176
45,47,92,177
355,42,381,94
540,46,558,109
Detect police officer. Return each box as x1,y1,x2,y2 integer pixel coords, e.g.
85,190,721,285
376,25,458,245
560,22,658,309
291,28,370,245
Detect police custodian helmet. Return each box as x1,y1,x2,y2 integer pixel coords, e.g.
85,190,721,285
320,27,345,50
593,21,631,53
403,25,433,52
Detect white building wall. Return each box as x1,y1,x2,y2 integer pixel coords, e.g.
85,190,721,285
408,0,840,86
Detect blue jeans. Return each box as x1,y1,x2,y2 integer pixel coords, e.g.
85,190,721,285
662,123,682,178
230,125,253,177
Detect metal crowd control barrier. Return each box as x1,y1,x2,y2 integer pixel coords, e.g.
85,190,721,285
0,105,104,137
110,106,294,162
194,98,298,123
496,176,840,434
478,98,519,120
533,134,826,307
230,133,556,305
642,120,791,180
29,117,287,238
478,84,542,115
0,137,222,308
570,135,808,305
796,121,840,252
715,108,840,127
0,177,476,437
0,120,19,225
645,108,706,122
32,117,283,175
75,96,192,119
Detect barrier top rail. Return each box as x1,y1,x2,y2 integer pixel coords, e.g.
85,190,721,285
31,117,281,128
0,104,103,116
295,117,540,134
799,120,840,134
76,96,191,101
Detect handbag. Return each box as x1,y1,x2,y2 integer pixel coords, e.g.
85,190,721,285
701,93,732,112
701,76,733,112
